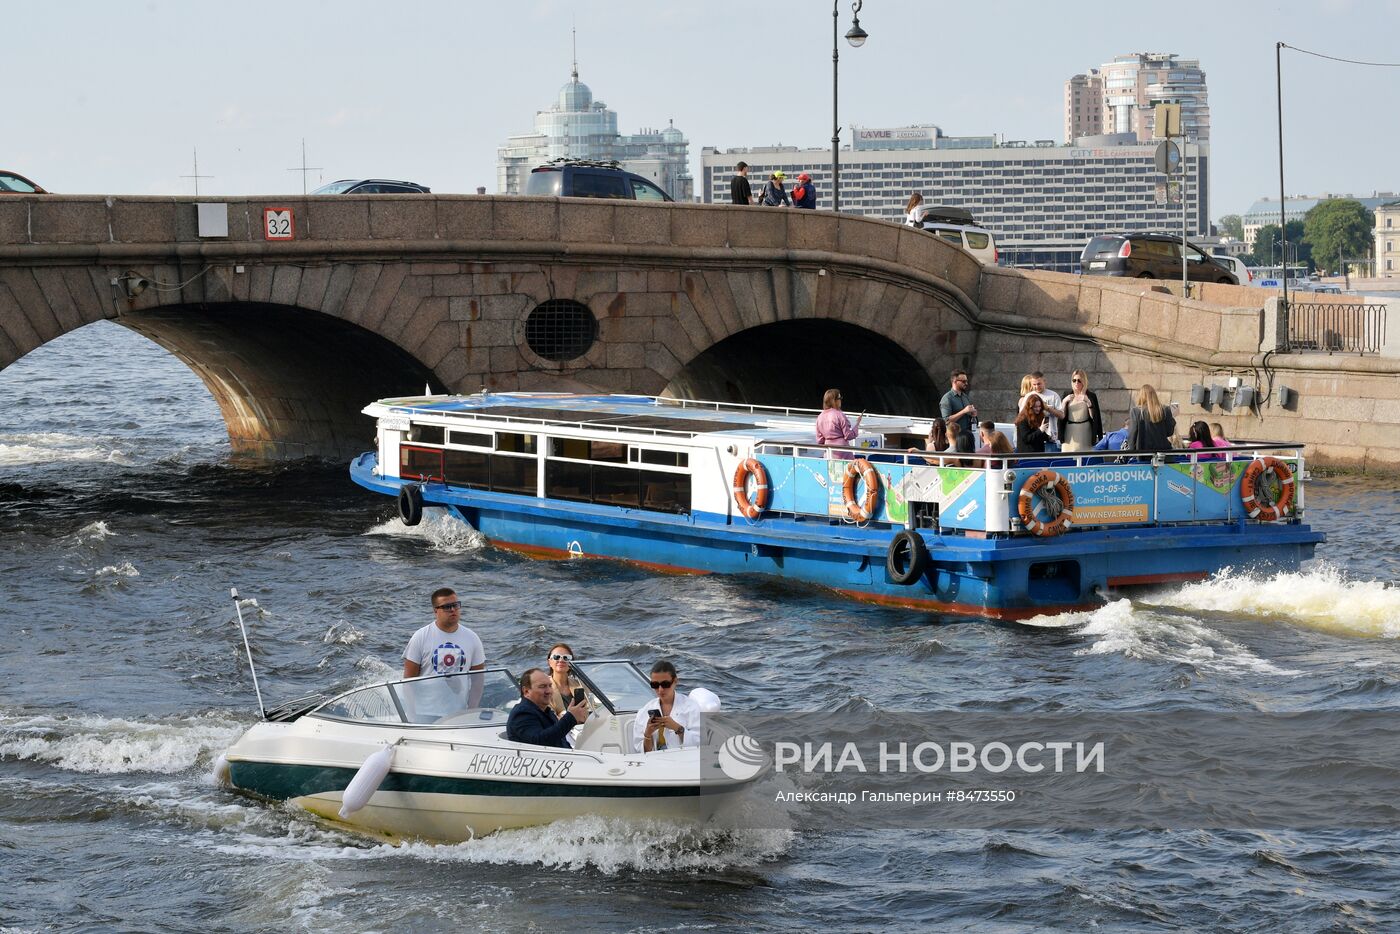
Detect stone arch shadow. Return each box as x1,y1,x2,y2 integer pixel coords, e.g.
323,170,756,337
661,320,943,415
115,302,439,460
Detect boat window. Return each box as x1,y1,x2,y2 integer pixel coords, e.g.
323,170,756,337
316,685,402,723
545,459,591,503
449,430,492,449
496,432,536,454
489,453,536,495
631,448,689,468
409,424,445,445
550,438,627,463
570,661,655,715
592,464,641,507
443,448,489,487
400,446,444,481
391,670,522,726
640,470,690,513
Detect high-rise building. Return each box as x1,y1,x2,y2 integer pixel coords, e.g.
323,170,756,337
496,63,692,201
1065,52,1209,143
701,130,1209,269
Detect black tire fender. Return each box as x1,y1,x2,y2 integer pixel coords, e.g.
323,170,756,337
886,529,930,586
398,483,424,526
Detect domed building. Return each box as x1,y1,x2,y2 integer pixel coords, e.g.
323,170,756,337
497,64,692,201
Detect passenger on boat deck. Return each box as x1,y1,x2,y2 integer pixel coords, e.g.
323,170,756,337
975,420,996,453
636,661,701,753
906,417,948,465
507,668,590,749
1093,417,1131,452
815,389,862,459
1013,395,1051,454
545,642,591,716
985,430,1015,467
403,588,486,680
1127,384,1177,453
1210,423,1230,448
1187,421,1224,461
939,369,977,435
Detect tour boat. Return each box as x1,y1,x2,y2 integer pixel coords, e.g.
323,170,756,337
220,660,758,842
348,392,1324,619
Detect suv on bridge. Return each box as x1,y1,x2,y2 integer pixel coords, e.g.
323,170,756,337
906,204,998,265
524,160,672,201
311,178,431,194
1080,232,1238,284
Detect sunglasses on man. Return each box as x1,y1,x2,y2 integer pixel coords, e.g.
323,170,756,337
433,601,461,611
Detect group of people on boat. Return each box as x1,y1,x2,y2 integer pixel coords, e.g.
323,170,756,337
815,370,1236,464
401,587,697,754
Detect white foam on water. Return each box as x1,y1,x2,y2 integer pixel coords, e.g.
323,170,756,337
0,431,116,466
203,813,792,875
1140,565,1400,639
73,520,116,542
1072,598,1300,677
323,622,365,646
364,511,486,554
0,712,245,774
94,561,140,579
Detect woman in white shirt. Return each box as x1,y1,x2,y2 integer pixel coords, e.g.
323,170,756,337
635,661,701,752
904,192,924,225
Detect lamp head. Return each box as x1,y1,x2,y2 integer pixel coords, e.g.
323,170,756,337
845,19,867,47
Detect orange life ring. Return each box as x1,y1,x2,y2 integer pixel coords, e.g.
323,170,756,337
1018,469,1075,537
842,458,882,521
1240,457,1295,522
732,458,770,520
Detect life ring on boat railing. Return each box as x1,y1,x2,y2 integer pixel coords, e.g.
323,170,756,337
731,458,770,520
842,458,882,522
886,529,930,586
1240,457,1295,522
398,483,424,526
1018,469,1075,537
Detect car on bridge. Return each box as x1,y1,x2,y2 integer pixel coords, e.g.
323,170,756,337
906,204,998,265
524,160,672,201
311,178,431,194
0,170,47,194
1080,232,1238,284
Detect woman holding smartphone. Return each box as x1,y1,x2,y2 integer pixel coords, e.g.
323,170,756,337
636,660,701,753
545,642,588,716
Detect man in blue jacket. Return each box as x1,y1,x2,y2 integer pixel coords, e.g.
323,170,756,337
791,172,817,209
507,668,590,748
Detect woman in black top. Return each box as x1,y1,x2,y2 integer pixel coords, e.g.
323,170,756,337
1014,395,1051,454
1126,384,1177,452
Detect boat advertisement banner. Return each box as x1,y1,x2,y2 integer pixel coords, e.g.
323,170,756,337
700,711,1400,829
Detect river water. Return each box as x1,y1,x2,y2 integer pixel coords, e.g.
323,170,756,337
2,322,1399,932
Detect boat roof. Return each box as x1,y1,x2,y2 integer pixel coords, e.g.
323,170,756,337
365,392,929,442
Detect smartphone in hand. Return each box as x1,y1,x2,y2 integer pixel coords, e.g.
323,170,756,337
572,688,586,705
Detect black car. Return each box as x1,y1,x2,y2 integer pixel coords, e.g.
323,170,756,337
524,160,671,201
311,178,430,194
1080,232,1238,285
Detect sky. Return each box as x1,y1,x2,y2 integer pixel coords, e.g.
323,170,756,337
6,0,1399,218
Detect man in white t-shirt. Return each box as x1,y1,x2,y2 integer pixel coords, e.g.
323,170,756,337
403,588,486,678
1030,372,1065,450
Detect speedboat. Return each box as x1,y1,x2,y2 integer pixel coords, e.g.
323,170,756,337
219,659,760,842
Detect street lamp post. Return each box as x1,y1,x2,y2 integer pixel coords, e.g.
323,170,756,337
831,0,867,213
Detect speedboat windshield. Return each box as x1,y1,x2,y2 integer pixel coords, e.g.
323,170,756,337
571,660,654,714
312,668,520,727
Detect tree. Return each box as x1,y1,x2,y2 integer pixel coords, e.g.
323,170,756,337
1249,220,1310,269
1218,214,1244,241
1304,199,1374,273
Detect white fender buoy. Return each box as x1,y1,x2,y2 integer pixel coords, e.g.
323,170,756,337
689,688,722,713
338,745,395,818
212,754,232,787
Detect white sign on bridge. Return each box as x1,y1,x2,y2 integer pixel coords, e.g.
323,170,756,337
263,207,295,241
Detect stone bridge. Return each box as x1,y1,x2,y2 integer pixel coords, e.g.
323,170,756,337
2,195,1398,468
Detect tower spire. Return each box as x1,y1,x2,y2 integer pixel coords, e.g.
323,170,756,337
571,23,578,81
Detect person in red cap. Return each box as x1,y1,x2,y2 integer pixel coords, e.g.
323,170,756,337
791,172,817,209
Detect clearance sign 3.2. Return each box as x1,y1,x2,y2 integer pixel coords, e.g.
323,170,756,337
263,207,295,240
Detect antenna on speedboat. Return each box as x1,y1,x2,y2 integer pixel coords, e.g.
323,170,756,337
230,587,267,720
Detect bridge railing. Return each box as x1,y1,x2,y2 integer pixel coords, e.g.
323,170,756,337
1284,301,1388,354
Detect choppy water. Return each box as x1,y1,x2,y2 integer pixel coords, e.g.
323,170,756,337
2,321,1399,932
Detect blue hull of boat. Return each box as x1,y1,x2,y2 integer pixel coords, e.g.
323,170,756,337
351,454,1323,620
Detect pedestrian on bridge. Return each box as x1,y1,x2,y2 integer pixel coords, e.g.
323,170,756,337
759,172,791,207
791,173,816,209
730,161,752,205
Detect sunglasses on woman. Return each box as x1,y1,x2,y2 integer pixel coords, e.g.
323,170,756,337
650,679,674,690
550,653,572,662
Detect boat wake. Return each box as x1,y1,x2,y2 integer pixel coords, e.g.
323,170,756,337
1018,600,1302,676
364,511,486,554
0,431,129,467
1141,565,1400,639
0,711,244,774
